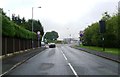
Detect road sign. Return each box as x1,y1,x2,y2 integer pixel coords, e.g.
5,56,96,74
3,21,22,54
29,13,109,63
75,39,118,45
99,20,106,33
79,31,84,37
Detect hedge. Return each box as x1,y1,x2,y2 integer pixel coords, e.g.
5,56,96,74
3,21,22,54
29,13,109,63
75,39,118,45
2,14,37,39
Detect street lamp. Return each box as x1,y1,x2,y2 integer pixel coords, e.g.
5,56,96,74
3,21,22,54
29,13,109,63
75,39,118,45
37,31,40,47
8,10,10,19
31,6,41,48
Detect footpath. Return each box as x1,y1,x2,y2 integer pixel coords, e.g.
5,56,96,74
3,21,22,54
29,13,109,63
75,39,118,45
71,46,120,63
0,47,46,76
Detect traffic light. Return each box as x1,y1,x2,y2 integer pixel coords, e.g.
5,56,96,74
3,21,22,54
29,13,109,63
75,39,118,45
99,20,106,33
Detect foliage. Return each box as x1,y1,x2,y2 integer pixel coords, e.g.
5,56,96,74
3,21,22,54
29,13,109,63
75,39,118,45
2,14,16,37
56,40,63,44
44,31,59,43
11,15,44,37
14,25,36,39
1,8,44,40
83,12,119,48
25,19,44,36
2,10,37,39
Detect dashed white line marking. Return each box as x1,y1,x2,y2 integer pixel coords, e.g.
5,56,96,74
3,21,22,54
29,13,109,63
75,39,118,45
63,53,68,60
25,50,28,51
61,50,67,61
60,50,79,77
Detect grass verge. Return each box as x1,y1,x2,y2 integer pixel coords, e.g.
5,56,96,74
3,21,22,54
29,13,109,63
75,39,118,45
76,45,120,55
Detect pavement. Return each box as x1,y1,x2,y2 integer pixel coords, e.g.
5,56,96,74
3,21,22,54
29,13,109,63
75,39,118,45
0,47,46,76
71,46,120,63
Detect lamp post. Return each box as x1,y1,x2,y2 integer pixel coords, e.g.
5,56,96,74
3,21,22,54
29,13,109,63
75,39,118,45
8,10,10,19
31,6,41,48
37,31,40,47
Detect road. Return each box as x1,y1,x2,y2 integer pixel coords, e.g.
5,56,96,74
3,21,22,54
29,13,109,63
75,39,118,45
6,44,118,76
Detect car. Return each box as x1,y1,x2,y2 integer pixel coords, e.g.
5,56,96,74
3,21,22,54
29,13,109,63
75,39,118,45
49,43,56,48
41,42,45,47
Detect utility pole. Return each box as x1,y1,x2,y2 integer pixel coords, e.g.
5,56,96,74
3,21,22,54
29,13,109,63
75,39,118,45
99,20,106,51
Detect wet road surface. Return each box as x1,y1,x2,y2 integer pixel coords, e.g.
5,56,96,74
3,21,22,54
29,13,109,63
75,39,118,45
6,44,119,76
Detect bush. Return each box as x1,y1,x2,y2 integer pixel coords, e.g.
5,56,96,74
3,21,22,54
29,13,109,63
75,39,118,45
83,14,118,48
2,15,15,37
2,14,37,39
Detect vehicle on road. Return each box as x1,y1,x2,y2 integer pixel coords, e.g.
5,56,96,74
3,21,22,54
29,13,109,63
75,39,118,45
41,42,45,47
49,43,56,48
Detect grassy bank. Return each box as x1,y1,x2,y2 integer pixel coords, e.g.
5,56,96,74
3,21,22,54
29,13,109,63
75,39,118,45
77,45,120,55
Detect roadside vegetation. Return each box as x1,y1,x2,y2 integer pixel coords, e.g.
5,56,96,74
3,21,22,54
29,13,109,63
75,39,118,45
1,8,44,40
79,12,120,55
1,8,45,56
77,45,120,55
82,12,119,48
43,31,59,43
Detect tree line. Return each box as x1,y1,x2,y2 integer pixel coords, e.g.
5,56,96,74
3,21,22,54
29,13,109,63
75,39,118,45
82,12,119,48
1,8,44,40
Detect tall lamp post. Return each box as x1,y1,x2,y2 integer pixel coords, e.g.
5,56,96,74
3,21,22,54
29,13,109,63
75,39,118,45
31,6,41,48
37,31,40,47
8,10,10,19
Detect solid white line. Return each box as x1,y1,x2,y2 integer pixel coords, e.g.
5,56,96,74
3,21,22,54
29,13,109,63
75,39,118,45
68,63,79,77
0,59,26,76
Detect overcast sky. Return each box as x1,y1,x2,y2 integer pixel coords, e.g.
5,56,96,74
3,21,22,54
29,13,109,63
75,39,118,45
1,0,119,40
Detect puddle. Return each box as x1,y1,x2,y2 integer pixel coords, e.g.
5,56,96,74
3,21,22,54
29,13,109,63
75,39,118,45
39,63,54,70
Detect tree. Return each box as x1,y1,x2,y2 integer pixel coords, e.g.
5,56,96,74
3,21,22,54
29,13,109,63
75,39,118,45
82,12,118,48
12,14,15,21
44,31,59,43
17,15,21,25
102,12,111,21
0,8,6,16
21,17,26,23
51,31,59,40
25,19,44,36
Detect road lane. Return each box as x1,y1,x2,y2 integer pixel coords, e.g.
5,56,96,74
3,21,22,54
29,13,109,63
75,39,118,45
6,45,74,75
61,45,118,75
5,44,119,76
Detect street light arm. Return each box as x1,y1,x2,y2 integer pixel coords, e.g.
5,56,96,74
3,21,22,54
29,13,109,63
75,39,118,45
38,6,41,8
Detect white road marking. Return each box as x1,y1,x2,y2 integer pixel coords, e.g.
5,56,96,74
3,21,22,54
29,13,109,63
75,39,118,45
25,50,28,51
60,49,79,77
63,54,68,60
68,63,79,77
61,50,67,60
0,59,26,76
